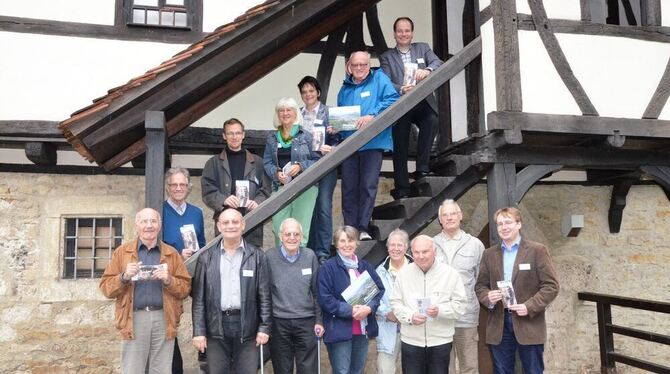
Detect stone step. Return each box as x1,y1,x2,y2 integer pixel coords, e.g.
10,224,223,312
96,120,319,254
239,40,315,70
369,218,405,241
372,196,431,220
411,176,455,197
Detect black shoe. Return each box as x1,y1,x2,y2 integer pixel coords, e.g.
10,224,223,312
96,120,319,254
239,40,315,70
413,171,434,180
391,189,410,200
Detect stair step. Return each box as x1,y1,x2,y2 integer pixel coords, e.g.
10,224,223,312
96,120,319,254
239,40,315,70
411,176,455,197
369,219,405,241
356,240,384,260
372,196,431,220
362,242,388,266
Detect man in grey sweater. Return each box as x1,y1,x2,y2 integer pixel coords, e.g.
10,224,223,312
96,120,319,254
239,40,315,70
266,218,324,374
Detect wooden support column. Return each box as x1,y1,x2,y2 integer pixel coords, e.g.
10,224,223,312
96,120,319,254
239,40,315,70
487,163,516,245
608,178,634,233
316,26,347,103
491,0,522,112
432,0,453,148
464,0,486,135
144,111,167,215
641,0,662,26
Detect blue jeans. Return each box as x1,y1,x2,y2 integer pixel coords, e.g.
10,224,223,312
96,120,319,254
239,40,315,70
307,168,338,260
326,335,369,374
490,312,544,374
341,149,383,233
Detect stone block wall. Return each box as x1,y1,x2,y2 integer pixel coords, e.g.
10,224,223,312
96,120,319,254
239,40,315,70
1,172,668,373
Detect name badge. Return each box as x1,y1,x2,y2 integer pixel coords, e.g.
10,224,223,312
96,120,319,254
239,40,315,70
314,119,324,125
519,263,531,271
417,58,425,64
242,270,254,277
361,91,371,98
302,268,312,275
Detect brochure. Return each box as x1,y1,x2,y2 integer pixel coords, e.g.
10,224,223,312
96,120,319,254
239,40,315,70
329,106,360,132
179,224,200,253
403,62,418,86
417,297,433,321
312,126,326,151
132,263,167,281
497,280,517,308
281,163,294,184
235,180,250,208
341,270,380,306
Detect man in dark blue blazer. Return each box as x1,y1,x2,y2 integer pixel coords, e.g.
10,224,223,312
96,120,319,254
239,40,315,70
379,17,443,199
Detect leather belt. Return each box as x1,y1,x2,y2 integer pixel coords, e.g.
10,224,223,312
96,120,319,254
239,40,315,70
221,309,241,316
134,305,163,312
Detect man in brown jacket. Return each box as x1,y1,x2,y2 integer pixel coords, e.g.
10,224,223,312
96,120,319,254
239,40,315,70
100,208,191,374
475,207,559,374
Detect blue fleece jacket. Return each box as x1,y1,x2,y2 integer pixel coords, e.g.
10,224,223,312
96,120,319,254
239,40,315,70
337,68,399,152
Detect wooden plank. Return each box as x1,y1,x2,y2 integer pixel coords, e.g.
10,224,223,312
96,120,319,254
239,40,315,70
480,5,492,25
494,145,670,169
464,0,486,135
620,0,638,26
316,27,347,103
0,120,62,137
640,165,670,192
487,163,516,244
432,0,453,147
365,5,388,57
643,57,670,119
0,15,206,44
527,0,598,116
491,0,522,111
516,14,670,43
606,0,620,25
100,0,381,170
144,111,166,215
641,0,662,26
608,178,634,233
487,111,670,138
24,142,57,166
240,38,483,232
580,0,592,21
345,14,365,56
514,164,562,203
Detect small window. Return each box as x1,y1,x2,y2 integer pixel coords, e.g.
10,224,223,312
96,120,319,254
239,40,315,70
63,217,123,279
128,0,190,28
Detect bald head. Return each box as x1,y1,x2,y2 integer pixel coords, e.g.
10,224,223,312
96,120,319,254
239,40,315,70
135,208,161,247
217,209,245,246
411,235,436,272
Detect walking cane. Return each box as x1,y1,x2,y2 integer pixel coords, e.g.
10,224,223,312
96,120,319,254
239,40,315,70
315,327,322,374
259,342,264,374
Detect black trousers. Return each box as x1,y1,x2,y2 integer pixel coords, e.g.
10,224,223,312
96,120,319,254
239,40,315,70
270,317,318,374
172,337,183,374
401,341,452,374
206,314,259,374
392,100,438,197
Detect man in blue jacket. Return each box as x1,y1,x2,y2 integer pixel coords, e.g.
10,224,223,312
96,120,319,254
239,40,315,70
337,51,399,240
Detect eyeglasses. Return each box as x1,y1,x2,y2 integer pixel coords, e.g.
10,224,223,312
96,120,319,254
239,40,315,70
496,220,518,228
282,232,302,238
441,212,460,218
225,131,244,137
138,218,159,225
168,183,189,189
350,63,369,69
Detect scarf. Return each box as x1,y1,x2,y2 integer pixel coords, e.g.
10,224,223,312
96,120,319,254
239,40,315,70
338,252,358,269
276,125,300,148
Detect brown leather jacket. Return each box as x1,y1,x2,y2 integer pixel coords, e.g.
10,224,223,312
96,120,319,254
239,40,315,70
99,239,191,340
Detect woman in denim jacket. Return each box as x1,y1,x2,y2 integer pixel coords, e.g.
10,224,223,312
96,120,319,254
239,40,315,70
263,97,319,246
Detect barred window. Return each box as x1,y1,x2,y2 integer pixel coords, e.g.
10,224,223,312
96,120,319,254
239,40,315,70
63,217,123,279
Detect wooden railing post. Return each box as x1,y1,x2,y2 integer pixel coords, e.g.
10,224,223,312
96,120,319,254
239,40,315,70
596,302,617,374
145,111,167,216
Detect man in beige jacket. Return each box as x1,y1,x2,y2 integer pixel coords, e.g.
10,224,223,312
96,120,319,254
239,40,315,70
390,235,467,374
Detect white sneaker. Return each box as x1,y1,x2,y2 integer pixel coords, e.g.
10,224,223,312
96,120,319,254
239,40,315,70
359,232,372,241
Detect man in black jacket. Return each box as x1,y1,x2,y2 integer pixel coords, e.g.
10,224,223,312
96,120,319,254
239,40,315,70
191,208,271,374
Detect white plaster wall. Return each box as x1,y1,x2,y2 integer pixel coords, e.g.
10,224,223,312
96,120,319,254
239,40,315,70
0,0,115,25
664,5,670,27
481,19,496,125
202,0,263,32
516,0,582,20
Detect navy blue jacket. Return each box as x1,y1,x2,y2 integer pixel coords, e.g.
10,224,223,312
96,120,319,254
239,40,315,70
317,254,385,344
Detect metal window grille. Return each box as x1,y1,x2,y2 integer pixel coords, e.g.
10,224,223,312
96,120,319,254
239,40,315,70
129,0,190,28
63,217,123,279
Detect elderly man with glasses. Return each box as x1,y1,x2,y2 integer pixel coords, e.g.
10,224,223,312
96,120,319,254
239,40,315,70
266,218,324,374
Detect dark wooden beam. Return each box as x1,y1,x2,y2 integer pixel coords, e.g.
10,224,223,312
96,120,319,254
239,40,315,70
241,37,483,232
302,41,378,57
640,165,670,202
345,14,365,56
493,145,670,169
24,142,57,166
487,163,516,244
641,0,662,26
491,0,522,111
643,57,670,119
606,0,620,25
487,111,670,138
580,0,592,21
365,5,388,56
514,164,562,203
527,0,598,116
99,0,382,170
144,111,166,214
480,6,492,25
620,0,638,26
0,120,62,137
316,27,347,103
464,0,486,135
0,15,206,44
608,178,635,233
517,14,670,43
433,0,452,147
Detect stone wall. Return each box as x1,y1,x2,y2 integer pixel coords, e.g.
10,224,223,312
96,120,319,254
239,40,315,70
0,172,668,373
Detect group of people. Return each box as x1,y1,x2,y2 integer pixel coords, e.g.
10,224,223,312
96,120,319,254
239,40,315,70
98,16,560,374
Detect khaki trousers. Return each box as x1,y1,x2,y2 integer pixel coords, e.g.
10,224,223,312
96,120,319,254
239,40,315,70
377,332,401,374
121,309,174,374
449,326,479,374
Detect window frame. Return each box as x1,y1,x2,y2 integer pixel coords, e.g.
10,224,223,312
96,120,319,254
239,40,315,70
62,216,124,280
115,0,202,33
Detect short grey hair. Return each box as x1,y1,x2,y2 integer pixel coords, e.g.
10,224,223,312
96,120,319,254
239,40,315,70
279,218,303,234
386,228,409,250
165,167,192,192
273,97,304,129
333,225,359,245
438,199,461,216
410,235,434,250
